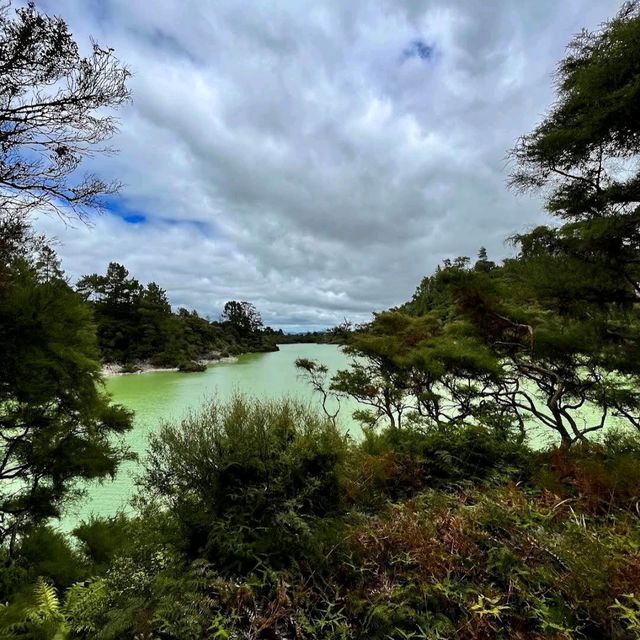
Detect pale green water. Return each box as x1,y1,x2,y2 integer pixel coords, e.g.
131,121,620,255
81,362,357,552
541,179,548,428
61,343,623,528
63,344,356,527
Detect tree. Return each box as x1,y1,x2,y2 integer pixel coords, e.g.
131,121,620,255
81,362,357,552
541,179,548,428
431,258,640,445
325,298,514,434
137,282,173,358
330,247,640,446
76,262,142,362
0,2,131,220
295,358,341,424
221,300,263,337
510,1,640,308
76,262,142,308
0,221,132,548
501,1,640,442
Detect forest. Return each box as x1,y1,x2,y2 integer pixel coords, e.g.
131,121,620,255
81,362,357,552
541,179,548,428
76,263,279,370
1,1,640,638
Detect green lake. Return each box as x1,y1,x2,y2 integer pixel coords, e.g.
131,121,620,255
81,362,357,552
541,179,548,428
61,343,621,528
63,344,356,527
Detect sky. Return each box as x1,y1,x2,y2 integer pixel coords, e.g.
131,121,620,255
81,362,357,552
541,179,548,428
36,0,622,331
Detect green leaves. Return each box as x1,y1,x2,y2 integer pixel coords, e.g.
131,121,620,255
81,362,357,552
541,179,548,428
0,225,133,543
141,395,349,571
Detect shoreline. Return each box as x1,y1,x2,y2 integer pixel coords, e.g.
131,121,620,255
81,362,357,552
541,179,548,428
101,355,239,377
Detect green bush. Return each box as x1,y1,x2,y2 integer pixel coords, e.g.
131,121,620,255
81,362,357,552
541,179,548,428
0,526,84,606
150,352,181,368
119,362,141,374
346,423,533,507
15,526,87,591
141,395,349,572
177,360,206,373
72,515,131,575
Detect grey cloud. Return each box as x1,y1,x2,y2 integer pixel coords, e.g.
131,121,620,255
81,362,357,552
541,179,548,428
37,0,621,329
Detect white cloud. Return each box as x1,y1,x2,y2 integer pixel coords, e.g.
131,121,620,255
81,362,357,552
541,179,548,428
36,0,621,330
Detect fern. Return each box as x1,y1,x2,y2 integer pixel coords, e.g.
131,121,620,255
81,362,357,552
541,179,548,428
30,579,62,619
63,579,109,636
2,579,68,640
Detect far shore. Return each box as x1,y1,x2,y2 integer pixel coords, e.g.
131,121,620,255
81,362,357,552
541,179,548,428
101,355,239,377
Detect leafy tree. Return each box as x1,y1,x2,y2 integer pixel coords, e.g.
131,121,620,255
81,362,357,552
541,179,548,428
326,318,354,343
509,1,640,317
137,282,172,356
76,262,142,362
0,214,45,292
326,247,640,445
502,1,640,441
340,307,508,432
77,267,278,365
511,1,640,222
422,257,640,445
317,295,513,435
0,2,130,220
221,300,263,337
0,221,132,548
220,300,279,353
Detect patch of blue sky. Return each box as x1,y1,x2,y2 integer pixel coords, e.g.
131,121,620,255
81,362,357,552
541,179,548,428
122,213,146,224
402,39,435,62
101,196,148,225
103,196,217,236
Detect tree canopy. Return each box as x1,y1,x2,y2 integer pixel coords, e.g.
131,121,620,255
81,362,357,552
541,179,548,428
0,221,133,546
76,267,278,366
0,2,130,219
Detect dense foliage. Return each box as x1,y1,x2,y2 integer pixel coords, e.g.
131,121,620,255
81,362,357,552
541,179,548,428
278,321,356,345
0,217,133,549
76,263,278,367
1,396,639,638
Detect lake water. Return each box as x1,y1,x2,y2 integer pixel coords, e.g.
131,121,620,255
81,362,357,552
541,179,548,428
61,342,622,528
63,344,356,527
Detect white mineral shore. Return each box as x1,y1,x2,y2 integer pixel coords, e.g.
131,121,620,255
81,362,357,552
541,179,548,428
101,355,238,377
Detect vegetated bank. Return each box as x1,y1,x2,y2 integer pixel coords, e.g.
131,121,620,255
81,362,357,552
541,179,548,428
276,320,356,346
76,262,279,374
2,395,639,638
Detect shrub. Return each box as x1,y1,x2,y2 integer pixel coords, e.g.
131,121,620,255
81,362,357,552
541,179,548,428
533,429,640,514
140,395,349,572
177,360,206,373
345,423,534,507
150,351,182,368
15,526,87,590
72,515,131,575
120,362,141,374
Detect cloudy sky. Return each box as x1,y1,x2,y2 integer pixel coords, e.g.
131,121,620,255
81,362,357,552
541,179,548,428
37,0,621,331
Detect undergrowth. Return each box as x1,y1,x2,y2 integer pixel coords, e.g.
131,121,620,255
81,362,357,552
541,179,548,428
1,397,639,639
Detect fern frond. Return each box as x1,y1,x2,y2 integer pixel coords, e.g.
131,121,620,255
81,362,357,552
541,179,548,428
31,578,61,618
